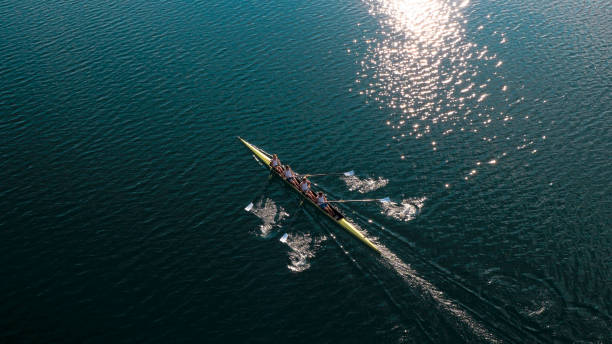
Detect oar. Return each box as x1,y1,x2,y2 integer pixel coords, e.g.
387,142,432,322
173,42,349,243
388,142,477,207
303,170,355,178
327,197,391,204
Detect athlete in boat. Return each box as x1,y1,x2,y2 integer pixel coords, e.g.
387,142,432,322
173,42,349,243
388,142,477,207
299,177,316,200
270,154,283,173
316,191,334,216
284,165,299,187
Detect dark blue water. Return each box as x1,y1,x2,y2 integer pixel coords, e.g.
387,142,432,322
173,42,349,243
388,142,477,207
1,0,610,342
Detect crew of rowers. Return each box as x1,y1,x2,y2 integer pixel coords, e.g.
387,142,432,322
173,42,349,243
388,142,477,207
270,154,334,216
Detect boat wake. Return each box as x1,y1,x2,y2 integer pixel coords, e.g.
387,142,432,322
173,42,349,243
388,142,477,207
341,175,389,193
378,246,501,343
331,205,501,343
248,193,499,340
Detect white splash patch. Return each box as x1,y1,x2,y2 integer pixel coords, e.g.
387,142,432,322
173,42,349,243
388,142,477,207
342,175,389,193
249,198,289,237
283,232,327,272
380,197,426,222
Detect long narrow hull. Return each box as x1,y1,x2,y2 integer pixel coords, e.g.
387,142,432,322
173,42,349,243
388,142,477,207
239,137,380,253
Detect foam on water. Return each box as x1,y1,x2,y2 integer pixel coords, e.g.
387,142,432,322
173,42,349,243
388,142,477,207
380,197,426,222
282,232,327,273
341,175,389,193
249,198,289,238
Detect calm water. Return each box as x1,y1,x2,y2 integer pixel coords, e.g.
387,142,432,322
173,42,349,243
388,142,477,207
1,0,610,342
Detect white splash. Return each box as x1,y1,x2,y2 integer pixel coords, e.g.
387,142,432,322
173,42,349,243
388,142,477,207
249,198,289,237
282,232,327,272
342,175,389,193
380,197,426,221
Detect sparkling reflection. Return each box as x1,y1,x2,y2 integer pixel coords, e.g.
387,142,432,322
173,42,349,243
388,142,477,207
352,0,551,185
358,0,502,138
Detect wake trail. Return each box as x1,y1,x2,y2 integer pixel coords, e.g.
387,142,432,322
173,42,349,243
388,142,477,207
377,244,502,343
311,182,501,342
302,192,499,342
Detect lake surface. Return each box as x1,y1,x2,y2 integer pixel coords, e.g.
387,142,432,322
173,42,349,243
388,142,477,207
1,0,610,342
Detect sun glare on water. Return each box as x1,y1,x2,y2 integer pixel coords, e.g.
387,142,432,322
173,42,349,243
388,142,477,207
358,0,502,139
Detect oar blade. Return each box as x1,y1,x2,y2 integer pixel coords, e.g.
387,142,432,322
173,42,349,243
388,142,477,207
244,202,254,212
280,233,289,243
343,170,355,176
379,197,391,203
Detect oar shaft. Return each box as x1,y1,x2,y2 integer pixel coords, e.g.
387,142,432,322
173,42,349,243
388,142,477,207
328,199,380,203
304,170,354,178
306,172,342,177
328,197,390,203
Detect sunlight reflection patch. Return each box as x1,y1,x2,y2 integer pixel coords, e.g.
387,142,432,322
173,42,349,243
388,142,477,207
358,0,504,138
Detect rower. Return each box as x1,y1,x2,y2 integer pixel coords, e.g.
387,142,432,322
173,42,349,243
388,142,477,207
299,177,316,200
316,191,334,216
270,154,283,173
284,165,299,187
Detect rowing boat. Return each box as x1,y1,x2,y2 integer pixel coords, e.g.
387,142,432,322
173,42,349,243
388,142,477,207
238,137,380,253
